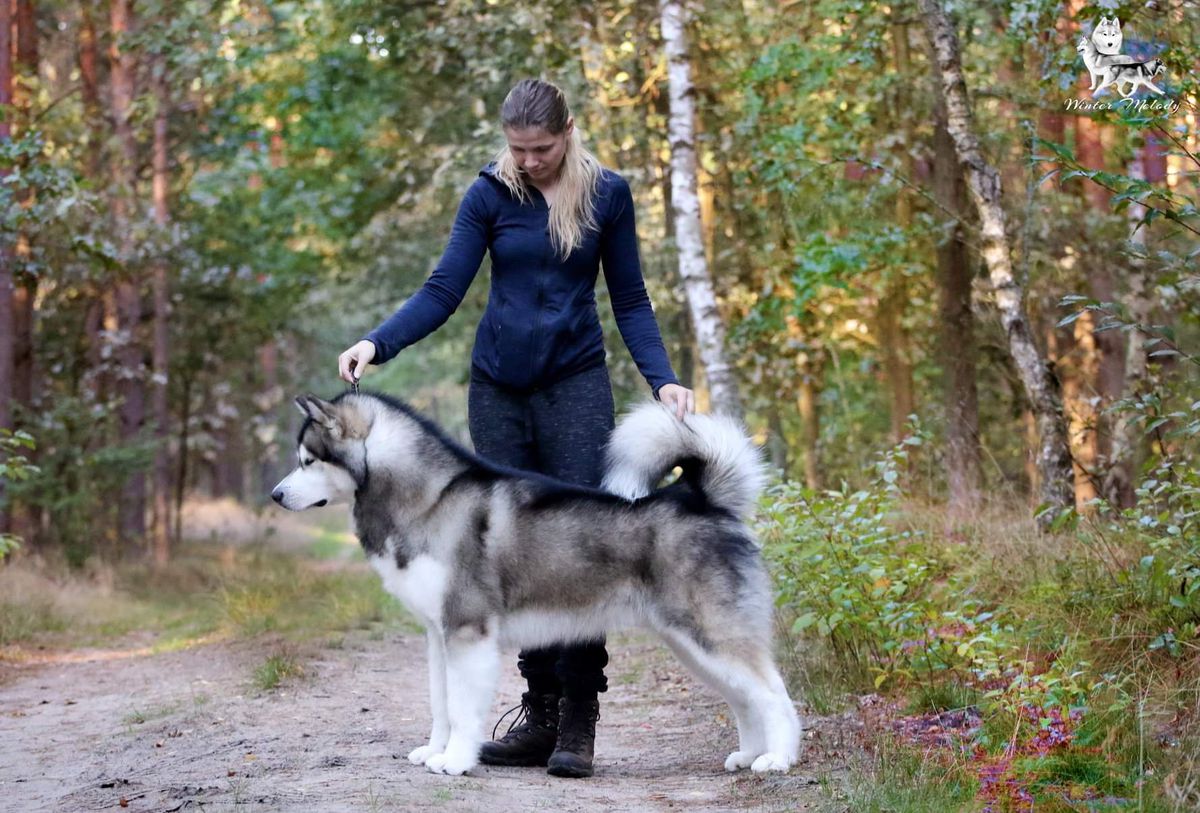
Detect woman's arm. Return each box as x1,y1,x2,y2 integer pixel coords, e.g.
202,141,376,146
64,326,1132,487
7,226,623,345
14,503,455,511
363,179,493,364
599,175,681,398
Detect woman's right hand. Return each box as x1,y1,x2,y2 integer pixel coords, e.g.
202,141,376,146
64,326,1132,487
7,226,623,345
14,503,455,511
338,339,377,384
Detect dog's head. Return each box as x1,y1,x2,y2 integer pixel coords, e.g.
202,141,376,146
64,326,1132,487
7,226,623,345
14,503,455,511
1092,17,1122,55
271,394,372,511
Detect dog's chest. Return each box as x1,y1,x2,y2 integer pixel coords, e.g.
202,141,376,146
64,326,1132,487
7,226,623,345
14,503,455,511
368,551,447,628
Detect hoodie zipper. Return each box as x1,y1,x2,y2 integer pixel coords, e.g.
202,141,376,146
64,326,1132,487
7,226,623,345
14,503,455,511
529,190,551,386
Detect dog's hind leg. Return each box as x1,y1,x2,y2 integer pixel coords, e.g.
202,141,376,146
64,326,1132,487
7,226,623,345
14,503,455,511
657,627,769,771
744,651,802,774
424,621,500,776
659,628,799,774
408,629,450,765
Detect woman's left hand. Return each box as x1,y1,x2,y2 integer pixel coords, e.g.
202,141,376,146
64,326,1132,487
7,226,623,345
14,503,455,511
657,383,695,420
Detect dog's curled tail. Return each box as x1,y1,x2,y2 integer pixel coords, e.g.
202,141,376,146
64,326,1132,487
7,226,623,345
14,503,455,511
602,402,766,517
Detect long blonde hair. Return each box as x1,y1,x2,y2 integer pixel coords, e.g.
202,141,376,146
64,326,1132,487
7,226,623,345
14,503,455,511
492,79,602,259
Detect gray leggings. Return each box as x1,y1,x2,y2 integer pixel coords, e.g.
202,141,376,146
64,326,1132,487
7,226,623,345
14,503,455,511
467,362,614,699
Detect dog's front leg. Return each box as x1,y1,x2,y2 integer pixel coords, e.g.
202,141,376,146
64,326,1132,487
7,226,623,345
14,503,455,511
408,629,450,765
423,621,499,776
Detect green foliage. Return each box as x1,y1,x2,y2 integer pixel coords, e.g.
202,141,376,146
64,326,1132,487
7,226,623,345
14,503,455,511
762,428,1014,694
771,381,1200,806
9,397,152,566
0,429,39,560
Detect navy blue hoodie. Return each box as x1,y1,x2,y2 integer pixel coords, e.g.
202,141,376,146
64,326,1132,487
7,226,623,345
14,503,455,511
364,164,679,395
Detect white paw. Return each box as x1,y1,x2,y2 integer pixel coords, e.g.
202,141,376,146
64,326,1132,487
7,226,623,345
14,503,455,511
425,751,475,776
724,750,757,772
408,745,441,765
750,752,790,774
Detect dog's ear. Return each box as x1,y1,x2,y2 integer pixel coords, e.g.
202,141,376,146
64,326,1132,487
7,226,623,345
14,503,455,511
295,394,337,426
295,394,370,440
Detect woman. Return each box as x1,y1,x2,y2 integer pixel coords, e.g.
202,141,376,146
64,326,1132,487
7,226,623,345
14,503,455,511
338,78,694,779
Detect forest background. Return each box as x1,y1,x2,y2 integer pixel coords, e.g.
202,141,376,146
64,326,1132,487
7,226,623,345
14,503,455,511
2,0,1199,809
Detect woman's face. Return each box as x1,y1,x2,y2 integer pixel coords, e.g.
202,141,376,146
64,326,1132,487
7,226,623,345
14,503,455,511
504,119,572,183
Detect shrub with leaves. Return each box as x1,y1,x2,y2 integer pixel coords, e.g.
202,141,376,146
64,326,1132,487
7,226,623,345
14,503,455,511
0,429,39,560
759,429,1013,692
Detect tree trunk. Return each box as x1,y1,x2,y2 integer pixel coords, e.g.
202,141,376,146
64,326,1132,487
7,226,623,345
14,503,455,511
150,60,171,567
880,19,916,444
877,283,915,442
1074,113,1123,469
659,0,741,418
919,0,1074,525
1058,312,1101,508
79,0,104,180
0,4,13,482
931,109,981,516
797,349,822,490
109,0,146,547
173,372,192,548
12,1,37,412
8,0,41,546
1104,143,1158,507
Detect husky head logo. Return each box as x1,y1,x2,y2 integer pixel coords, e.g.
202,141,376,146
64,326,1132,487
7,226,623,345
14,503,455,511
1092,15,1122,55
272,394,371,511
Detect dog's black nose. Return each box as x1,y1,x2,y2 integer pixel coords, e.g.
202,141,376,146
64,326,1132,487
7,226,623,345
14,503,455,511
271,489,284,504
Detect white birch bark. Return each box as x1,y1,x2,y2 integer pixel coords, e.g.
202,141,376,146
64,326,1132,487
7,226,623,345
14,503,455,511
919,0,1075,522
659,0,742,418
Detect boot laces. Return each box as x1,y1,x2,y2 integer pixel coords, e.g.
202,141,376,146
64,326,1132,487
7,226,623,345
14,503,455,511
491,701,527,742
491,693,556,741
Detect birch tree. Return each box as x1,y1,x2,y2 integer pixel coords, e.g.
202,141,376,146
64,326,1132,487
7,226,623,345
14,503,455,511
919,0,1074,523
659,0,742,418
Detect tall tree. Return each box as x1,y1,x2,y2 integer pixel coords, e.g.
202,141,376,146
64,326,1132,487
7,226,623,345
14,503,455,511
1104,138,1164,508
0,2,14,478
659,0,741,417
109,0,146,545
12,1,38,414
150,57,171,566
931,106,980,516
919,0,1074,524
878,20,916,443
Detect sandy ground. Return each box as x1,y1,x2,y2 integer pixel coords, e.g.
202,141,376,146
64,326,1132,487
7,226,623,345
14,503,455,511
0,502,851,811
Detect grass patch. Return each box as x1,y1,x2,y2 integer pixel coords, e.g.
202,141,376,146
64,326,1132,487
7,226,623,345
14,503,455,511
0,541,418,656
825,737,979,812
122,701,182,727
307,528,360,561
253,651,305,691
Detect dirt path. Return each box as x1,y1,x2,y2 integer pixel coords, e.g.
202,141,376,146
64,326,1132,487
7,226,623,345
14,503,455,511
1,624,843,812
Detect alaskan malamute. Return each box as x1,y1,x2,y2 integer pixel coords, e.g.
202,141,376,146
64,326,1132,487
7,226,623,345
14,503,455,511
271,391,800,776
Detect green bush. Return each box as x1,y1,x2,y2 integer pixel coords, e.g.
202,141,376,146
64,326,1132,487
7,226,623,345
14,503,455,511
0,429,39,561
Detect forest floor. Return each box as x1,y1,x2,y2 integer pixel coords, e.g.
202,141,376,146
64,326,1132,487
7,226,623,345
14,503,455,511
0,501,851,812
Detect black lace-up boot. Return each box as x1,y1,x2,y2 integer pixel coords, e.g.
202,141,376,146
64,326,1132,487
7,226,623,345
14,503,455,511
546,695,600,778
478,690,561,767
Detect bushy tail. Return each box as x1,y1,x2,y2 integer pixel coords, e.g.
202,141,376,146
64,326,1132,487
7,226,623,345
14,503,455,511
602,402,766,517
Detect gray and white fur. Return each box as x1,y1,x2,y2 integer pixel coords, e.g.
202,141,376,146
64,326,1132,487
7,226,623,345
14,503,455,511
272,391,800,777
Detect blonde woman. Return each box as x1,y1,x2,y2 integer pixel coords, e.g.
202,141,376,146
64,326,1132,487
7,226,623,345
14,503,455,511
338,78,694,778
